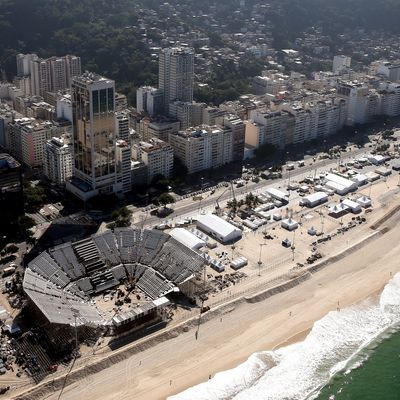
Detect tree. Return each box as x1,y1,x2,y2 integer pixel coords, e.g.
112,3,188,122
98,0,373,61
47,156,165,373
157,193,175,208
5,244,18,254
111,206,132,228
255,143,277,159
151,174,171,191
24,184,47,212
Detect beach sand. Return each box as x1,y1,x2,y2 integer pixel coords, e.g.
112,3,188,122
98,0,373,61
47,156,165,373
34,217,400,400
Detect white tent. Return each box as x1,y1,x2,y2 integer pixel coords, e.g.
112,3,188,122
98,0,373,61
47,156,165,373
281,218,299,231
325,173,358,194
300,192,328,207
169,228,206,250
196,214,242,243
328,203,348,217
357,196,372,208
342,199,362,213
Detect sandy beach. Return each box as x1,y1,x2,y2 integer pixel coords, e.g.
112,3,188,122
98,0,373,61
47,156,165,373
28,211,400,400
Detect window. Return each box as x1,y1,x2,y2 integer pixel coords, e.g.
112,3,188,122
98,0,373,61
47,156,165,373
92,90,99,114
108,88,114,111
100,89,107,113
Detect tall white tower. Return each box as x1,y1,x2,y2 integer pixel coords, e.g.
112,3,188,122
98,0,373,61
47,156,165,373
159,47,194,115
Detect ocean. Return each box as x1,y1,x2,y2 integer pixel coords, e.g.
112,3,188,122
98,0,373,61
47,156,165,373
168,273,400,400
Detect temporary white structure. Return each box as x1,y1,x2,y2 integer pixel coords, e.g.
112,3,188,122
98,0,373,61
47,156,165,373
375,167,392,177
367,154,386,165
324,173,358,194
364,171,380,182
230,257,248,270
196,214,242,243
265,187,289,203
357,196,372,208
169,228,206,250
342,199,362,213
351,174,368,186
329,203,348,217
299,192,328,207
281,218,299,231
307,227,317,236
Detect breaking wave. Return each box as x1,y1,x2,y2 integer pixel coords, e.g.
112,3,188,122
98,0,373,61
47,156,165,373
169,273,400,400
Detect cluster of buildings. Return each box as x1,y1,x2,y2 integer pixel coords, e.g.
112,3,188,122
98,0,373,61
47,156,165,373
243,58,400,153
0,47,246,201
1,43,400,202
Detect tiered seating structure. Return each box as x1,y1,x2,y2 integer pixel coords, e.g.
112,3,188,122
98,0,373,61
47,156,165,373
23,227,206,329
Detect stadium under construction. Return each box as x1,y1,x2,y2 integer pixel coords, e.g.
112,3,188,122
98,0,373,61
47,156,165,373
22,227,206,354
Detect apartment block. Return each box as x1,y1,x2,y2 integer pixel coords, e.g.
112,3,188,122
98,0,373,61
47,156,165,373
159,47,194,115
132,138,173,184
7,118,63,168
168,125,233,174
43,136,73,185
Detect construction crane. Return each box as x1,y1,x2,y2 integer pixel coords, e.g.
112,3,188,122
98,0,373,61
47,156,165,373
215,182,236,215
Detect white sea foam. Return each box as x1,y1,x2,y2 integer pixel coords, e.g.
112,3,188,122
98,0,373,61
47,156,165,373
169,273,400,400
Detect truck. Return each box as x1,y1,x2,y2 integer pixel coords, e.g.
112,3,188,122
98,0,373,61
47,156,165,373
2,265,16,277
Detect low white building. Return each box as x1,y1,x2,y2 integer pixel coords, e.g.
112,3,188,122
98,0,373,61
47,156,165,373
196,214,242,243
375,167,391,177
281,218,299,231
169,228,206,250
365,171,380,182
368,154,386,165
329,203,348,217
351,174,368,186
265,187,289,203
324,173,358,195
299,192,328,207
342,199,362,213
357,196,372,208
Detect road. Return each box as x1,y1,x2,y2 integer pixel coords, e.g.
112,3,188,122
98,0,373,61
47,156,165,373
132,144,377,228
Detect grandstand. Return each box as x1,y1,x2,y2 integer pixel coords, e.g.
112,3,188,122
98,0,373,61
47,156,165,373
23,227,205,334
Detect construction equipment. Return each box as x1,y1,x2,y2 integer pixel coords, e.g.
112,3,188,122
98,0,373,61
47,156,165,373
215,182,236,215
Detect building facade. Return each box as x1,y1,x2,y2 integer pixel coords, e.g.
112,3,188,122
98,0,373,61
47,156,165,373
132,138,173,184
168,126,233,174
17,54,81,97
159,47,194,115
43,136,73,185
7,118,62,168
67,73,122,200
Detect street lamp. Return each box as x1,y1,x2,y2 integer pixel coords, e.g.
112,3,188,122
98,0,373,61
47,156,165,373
258,243,265,276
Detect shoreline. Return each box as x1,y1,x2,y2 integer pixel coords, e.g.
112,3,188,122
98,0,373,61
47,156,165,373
10,205,400,400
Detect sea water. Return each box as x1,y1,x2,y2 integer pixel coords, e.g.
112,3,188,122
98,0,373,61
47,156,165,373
168,273,400,400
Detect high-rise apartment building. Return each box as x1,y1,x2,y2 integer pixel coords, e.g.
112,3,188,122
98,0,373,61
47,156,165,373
0,154,22,204
223,114,246,161
377,61,400,82
169,101,205,129
168,126,233,174
66,73,121,200
43,136,73,185
16,53,39,77
338,81,380,125
17,54,81,97
7,118,63,168
246,97,347,150
115,112,132,193
379,82,400,117
159,47,194,115
136,86,164,116
132,138,174,184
